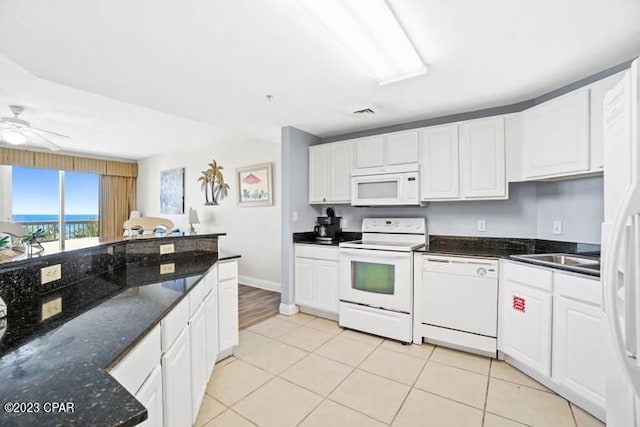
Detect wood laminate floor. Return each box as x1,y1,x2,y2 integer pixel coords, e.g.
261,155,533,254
238,284,281,330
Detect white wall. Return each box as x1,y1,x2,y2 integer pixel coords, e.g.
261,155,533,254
0,165,11,221
137,136,281,291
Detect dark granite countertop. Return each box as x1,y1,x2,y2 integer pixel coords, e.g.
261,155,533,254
416,235,601,277
0,238,224,426
0,232,227,267
293,231,362,246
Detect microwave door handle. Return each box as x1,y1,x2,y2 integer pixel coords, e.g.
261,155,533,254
605,182,640,395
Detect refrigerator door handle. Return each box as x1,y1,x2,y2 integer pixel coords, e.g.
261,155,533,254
605,182,640,395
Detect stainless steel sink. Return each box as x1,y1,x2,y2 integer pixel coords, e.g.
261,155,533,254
510,253,600,274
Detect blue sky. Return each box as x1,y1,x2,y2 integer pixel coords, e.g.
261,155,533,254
12,167,98,215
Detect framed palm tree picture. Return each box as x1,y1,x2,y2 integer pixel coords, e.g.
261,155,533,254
236,163,273,207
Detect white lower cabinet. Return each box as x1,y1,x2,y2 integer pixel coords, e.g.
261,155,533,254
218,260,239,353
500,262,553,377
500,261,605,421
205,291,219,377
189,303,207,422
136,365,163,427
294,244,339,315
552,272,605,419
162,327,192,427
109,260,238,427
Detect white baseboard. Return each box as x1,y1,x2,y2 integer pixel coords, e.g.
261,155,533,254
239,275,281,293
279,303,299,316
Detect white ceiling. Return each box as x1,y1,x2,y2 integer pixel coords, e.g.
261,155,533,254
0,0,639,158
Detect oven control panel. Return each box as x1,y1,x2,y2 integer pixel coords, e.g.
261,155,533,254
362,218,426,234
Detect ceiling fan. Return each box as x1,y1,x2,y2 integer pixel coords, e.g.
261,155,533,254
0,105,70,152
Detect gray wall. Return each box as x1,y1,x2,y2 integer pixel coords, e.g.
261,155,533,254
307,177,603,244
281,126,321,306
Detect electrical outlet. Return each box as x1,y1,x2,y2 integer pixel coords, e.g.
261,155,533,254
293,211,298,222
41,264,62,284
41,297,62,321
160,243,175,255
477,219,487,232
160,263,175,274
553,221,563,235
341,218,347,229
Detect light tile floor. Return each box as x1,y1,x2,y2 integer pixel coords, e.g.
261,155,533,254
196,313,606,427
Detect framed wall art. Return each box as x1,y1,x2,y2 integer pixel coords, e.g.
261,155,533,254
160,167,185,214
236,163,273,207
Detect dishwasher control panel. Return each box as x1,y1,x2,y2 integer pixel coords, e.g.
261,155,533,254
423,255,498,279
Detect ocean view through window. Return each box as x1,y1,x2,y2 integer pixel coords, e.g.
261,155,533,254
12,166,99,251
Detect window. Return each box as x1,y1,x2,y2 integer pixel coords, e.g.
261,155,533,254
11,166,99,251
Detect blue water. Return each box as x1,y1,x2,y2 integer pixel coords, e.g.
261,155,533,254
12,214,98,222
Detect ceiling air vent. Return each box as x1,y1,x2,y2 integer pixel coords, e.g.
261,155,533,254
353,108,375,115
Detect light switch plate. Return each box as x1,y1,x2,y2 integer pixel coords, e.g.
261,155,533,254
42,297,62,321
292,211,298,222
553,221,563,235
160,243,175,255
160,263,175,274
41,264,62,284
477,219,487,232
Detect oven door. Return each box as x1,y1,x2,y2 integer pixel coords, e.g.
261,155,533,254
339,248,412,313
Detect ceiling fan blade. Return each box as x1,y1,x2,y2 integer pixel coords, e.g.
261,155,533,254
25,129,62,151
30,126,70,139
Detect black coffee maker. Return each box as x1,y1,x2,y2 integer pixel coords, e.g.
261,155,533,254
314,207,342,243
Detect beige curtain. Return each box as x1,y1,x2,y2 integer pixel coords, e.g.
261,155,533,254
99,175,135,238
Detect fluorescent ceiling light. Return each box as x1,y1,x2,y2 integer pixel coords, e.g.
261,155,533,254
2,130,27,145
300,0,426,85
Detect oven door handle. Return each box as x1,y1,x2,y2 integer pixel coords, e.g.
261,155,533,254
339,248,409,258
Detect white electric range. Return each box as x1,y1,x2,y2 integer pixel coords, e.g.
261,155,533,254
338,218,426,343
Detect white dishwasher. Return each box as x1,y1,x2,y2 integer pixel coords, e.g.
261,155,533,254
418,255,499,357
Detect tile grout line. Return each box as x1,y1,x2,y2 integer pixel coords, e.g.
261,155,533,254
388,343,435,425
481,358,493,426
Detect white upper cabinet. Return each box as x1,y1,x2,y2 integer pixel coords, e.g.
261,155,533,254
386,131,420,166
309,141,352,204
352,131,420,175
354,135,385,169
589,71,625,171
420,125,459,199
459,117,506,198
521,88,590,179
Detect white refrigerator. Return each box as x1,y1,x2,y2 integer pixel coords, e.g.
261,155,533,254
603,57,640,427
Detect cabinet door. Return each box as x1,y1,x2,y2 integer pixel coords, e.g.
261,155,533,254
387,131,419,166
553,296,606,409
205,291,219,377
295,257,316,307
502,279,552,377
309,145,329,203
522,89,590,178
162,328,192,427
136,365,163,427
218,261,239,352
459,117,506,198
328,142,352,203
590,72,624,171
354,136,385,169
190,304,207,421
420,125,459,199
316,260,339,314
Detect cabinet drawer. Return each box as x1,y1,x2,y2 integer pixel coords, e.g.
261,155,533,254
110,325,161,395
554,272,601,307
295,244,339,261
504,261,553,291
161,297,189,353
189,280,207,316
218,260,238,281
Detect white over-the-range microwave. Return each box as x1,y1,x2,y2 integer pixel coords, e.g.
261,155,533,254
351,170,421,206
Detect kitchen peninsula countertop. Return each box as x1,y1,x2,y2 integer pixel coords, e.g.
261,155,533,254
0,235,233,427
